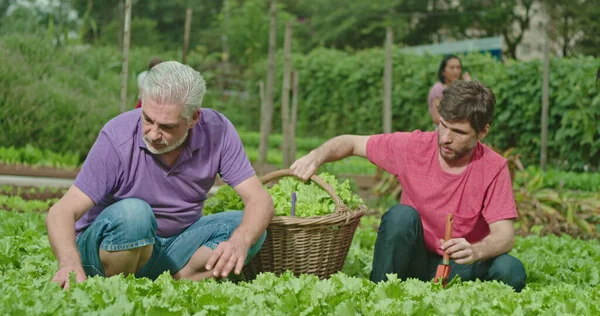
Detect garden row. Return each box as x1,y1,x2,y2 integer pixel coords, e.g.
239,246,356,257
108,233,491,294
1,200,599,315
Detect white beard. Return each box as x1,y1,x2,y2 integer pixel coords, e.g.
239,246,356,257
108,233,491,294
143,131,188,154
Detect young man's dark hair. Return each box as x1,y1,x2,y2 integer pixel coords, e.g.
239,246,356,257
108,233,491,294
438,80,495,133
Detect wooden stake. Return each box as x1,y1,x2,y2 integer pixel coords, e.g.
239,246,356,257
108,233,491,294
258,1,277,165
281,21,293,168
540,18,550,170
383,26,393,134
119,0,132,113
290,70,299,161
182,8,192,64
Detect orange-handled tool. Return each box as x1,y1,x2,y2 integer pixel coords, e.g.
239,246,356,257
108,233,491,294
434,213,453,287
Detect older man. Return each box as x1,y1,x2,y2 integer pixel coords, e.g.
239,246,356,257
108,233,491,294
291,81,526,292
47,61,274,288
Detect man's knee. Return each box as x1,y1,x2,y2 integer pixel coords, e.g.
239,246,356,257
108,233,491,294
489,254,527,292
106,198,156,232
379,204,420,235
99,198,156,252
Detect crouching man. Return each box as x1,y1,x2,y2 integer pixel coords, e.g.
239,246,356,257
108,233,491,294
46,61,273,288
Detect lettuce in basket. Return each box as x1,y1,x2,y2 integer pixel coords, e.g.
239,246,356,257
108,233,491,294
203,172,363,217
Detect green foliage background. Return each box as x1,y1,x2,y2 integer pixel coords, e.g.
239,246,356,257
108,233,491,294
245,49,600,171
1,35,599,171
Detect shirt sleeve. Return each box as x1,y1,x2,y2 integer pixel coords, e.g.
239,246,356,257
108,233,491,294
219,119,256,188
366,132,409,176
73,131,122,204
482,163,518,223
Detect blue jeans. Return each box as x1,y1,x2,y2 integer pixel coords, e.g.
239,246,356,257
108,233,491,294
77,198,266,280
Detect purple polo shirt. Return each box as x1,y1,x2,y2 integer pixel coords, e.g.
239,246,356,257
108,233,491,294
74,108,255,237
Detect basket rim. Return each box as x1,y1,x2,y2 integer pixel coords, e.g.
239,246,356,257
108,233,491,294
269,205,367,226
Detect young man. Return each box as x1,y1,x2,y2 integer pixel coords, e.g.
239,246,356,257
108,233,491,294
291,81,526,292
47,61,274,289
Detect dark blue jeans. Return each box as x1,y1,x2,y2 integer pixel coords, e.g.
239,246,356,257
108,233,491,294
370,204,527,292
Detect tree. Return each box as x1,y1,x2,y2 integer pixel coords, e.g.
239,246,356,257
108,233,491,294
73,0,224,50
542,0,600,57
292,0,433,50
450,0,536,60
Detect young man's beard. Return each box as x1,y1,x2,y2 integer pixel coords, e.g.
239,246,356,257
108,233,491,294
143,131,188,155
438,137,478,161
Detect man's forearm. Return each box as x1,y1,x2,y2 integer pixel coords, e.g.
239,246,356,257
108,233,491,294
231,195,274,247
472,233,514,262
310,135,356,165
46,208,82,267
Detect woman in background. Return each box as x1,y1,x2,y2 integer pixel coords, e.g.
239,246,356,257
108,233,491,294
428,55,471,125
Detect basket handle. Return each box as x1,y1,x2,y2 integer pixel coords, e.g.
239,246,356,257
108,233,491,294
260,169,350,214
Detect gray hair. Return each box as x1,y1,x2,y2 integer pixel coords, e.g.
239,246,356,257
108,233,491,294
142,61,206,121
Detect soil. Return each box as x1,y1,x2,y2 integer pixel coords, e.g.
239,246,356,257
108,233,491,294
0,162,382,205
1,186,67,201
0,163,80,179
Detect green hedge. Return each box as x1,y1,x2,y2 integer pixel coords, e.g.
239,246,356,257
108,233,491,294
243,49,600,171
0,35,218,161
2,35,599,171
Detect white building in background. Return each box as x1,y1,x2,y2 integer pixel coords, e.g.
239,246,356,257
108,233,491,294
513,1,548,61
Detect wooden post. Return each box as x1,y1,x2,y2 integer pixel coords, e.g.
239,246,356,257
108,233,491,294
281,21,293,168
119,0,132,113
383,26,393,134
540,20,550,170
221,0,231,89
290,70,299,161
118,0,124,50
258,1,277,165
259,81,265,112
182,8,192,64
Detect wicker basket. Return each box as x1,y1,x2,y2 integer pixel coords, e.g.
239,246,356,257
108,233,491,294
244,169,366,279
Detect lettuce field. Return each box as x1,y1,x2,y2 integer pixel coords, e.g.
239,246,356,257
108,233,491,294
1,195,599,315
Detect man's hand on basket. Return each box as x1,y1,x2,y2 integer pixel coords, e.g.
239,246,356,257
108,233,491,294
205,235,250,278
290,152,320,181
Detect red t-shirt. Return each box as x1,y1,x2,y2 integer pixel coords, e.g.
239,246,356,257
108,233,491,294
367,130,517,255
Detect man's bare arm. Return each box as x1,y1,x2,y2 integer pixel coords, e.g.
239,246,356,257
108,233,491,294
472,220,515,261
442,219,515,264
46,185,95,288
290,135,370,181
205,176,274,277
230,176,274,248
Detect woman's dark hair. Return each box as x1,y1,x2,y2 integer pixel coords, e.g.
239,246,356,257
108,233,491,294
438,55,462,84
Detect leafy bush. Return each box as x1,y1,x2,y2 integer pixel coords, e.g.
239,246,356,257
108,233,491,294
0,35,189,161
0,145,79,168
3,35,598,171
246,49,600,171
514,166,600,192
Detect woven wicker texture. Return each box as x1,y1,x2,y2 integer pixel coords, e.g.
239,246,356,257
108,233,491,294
244,169,366,279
